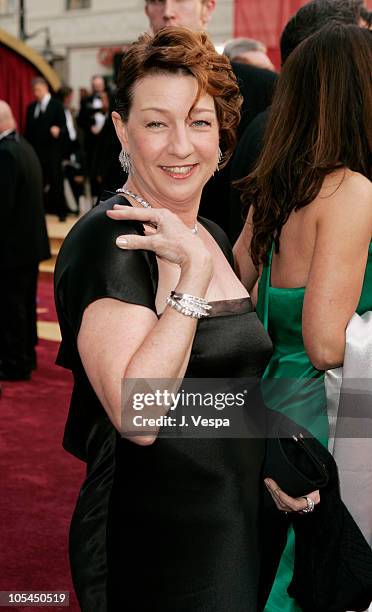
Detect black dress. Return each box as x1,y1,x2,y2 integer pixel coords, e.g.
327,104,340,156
54,195,273,612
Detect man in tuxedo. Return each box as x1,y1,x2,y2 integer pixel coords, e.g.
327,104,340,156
25,77,68,221
57,85,85,215
0,101,50,380
77,75,109,201
143,0,277,233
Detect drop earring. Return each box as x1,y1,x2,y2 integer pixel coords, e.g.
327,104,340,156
119,149,132,174
216,147,223,172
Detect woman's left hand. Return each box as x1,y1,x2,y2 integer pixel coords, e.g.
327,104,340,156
264,478,320,514
106,204,212,273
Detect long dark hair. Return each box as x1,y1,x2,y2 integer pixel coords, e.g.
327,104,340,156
239,23,372,267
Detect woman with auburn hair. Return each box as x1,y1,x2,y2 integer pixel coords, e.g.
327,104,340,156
55,27,313,611
234,23,372,612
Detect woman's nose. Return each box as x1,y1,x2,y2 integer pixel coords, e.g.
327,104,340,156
167,127,194,158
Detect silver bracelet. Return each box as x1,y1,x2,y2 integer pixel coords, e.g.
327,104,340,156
166,292,211,319
170,291,210,307
170,291,211,314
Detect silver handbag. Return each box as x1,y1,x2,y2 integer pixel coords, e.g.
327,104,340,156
325,311,372,548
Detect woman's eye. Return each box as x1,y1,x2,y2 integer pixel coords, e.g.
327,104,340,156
192,120,212,127
145,121,166,128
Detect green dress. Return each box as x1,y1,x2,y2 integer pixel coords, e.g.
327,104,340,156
256,241,372,612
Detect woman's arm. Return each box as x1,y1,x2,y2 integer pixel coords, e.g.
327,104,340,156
303,173,372,370
77,206,213,441
233,207,259,292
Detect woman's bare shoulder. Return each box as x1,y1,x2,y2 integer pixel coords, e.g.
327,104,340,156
320,168,371,196
318,169,372,220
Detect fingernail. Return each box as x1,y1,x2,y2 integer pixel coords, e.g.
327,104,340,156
116,237,128,247
113,204,125,209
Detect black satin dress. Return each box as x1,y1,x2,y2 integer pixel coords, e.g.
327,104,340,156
54,195,273,612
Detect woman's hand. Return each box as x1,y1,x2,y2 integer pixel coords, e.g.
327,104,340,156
106,204,212,273
264,478,320,514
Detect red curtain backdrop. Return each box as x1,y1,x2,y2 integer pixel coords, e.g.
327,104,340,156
233,0,372,70
234,0,309,68
0,44,40,133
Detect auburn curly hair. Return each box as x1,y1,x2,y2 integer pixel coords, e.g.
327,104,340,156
115,27,242,166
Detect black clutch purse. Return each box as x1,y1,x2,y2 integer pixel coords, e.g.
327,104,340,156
263,413,329,497
263,412,372,612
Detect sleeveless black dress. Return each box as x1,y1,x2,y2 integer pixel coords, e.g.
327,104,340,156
54,195,273,612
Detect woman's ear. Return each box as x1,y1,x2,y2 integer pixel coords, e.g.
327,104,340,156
111,111,129,151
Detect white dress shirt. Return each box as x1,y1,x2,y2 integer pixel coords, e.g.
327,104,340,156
34,92,51,118
65,108,77,141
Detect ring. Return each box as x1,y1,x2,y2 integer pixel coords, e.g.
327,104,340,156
143,221,158,230
300,496,315,513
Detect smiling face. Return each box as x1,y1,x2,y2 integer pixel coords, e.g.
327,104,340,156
112,72,219,210
145,0,215,33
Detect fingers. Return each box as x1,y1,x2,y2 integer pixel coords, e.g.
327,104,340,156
265,479,296,512
271,490,290,512
107,205,162,226
116,233,156,250
142,223,158,235
107,205,159,238
107,204,202,267
264,478,320,513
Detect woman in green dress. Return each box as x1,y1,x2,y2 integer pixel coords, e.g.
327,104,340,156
234,23,372,611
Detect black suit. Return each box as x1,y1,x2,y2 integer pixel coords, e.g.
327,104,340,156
77,93,109,198
228,108,269,243
231,63,277,138
198,65,277,237
62,109,86,213
25,97,68,219
0,131,50,379
90,104,122,203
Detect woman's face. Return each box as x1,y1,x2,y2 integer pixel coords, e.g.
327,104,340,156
113,72,220,208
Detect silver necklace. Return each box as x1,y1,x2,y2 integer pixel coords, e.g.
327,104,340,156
116,187,198,234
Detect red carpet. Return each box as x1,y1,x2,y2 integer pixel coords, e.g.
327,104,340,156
0,278,84,611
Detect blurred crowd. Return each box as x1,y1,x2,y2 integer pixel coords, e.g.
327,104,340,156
23,73,120,222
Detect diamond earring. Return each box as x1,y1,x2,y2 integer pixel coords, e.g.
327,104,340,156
216,147,223,172
119,149,132,174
